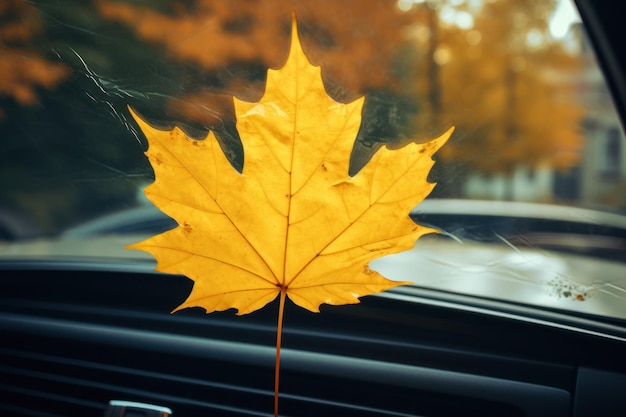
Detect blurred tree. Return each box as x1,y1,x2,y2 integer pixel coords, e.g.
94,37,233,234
99,0,583,179
412,0,583,178
0,0,69,120
0,0,177,235
0,0,588,236
97,0,426,162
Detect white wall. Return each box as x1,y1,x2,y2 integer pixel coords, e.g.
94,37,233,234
464,164,554,202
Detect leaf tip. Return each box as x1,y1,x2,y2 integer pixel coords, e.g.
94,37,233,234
286,10,313,69
290,11,297,27
126,105,152,140
124,242,140,251
290,12,298,46
127,104,141,123
436,125,455,149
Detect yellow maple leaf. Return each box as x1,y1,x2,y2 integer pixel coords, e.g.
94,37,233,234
128,19,452,316
128,17,452,416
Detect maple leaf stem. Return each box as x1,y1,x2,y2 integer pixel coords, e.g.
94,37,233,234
274,288,287,417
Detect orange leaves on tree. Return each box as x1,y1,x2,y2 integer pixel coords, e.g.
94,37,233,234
128,17,451,416
98,0,416,94
0,0,69,119
98,0,419,126
412,0,583,174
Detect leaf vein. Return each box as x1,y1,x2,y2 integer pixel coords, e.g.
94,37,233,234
139,243,277,286
150,133,278,283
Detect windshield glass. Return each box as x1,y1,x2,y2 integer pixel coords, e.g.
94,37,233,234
1,0,625,320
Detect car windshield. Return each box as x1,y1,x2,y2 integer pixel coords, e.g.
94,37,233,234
1,0,625,321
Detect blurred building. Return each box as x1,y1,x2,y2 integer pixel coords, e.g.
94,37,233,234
568,23,626,211
463,22,626,212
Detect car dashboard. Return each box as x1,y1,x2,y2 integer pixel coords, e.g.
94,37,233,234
2,259,626,416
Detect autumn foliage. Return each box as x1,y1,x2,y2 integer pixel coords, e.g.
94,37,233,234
98,0,417,96
98,0,583,176
97,0,422,132
0,0,585,177
414,0,583,173
0,0,69,119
